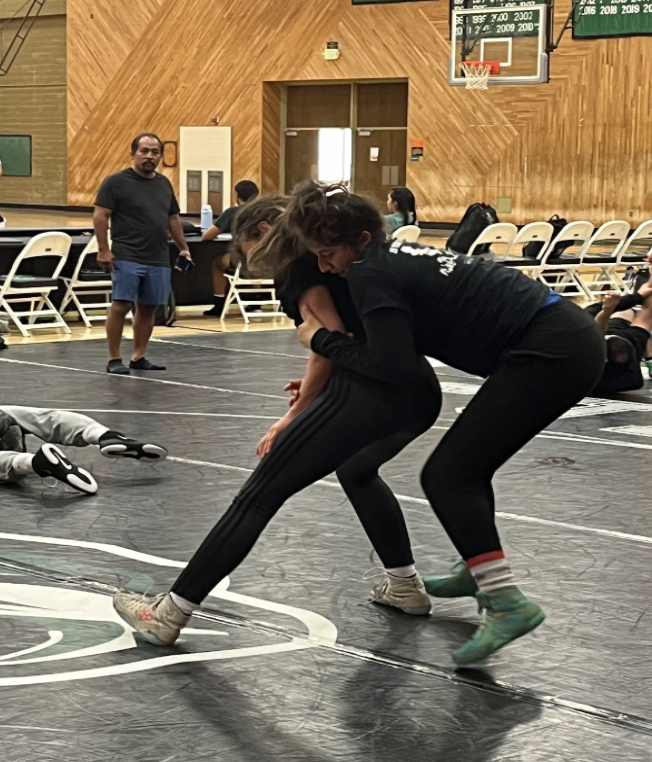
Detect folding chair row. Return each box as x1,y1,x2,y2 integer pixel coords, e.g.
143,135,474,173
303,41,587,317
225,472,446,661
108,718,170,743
466,219,652,300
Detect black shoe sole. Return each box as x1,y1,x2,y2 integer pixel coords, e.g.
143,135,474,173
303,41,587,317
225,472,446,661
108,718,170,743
100,441,168,461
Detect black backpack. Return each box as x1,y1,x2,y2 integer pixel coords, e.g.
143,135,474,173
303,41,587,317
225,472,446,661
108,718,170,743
447,203,499,255
523,214,570,259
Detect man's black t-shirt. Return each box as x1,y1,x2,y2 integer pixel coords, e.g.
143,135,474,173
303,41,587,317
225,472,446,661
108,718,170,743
95,168,180,267
312,240,551,379
275,255,364,338
213,205,239,234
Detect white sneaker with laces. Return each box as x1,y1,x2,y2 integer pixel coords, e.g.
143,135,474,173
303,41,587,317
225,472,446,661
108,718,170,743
369,571,432,616
113,592,190,646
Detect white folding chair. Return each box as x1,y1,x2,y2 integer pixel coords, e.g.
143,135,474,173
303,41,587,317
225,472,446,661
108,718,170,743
0,232,72,337
531,221,594,299
614,220,652,291
221,264,285,325
576,220,630,297
60,236,113,328
466,223,517,258
392,225,421,243
499,221,554,274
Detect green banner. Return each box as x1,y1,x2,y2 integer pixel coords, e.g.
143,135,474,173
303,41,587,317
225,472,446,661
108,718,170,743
574,0,652,37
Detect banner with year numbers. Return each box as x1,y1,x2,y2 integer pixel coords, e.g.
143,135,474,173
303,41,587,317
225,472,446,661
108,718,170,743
574,0,652,37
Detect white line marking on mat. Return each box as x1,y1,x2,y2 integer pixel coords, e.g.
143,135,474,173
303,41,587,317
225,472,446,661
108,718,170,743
600,425,652,438
167,457,652,546
538,431,652,451
0,532,338,686
0,358,286,400
70,409,280,420
152,337,308,360
152,337,450,367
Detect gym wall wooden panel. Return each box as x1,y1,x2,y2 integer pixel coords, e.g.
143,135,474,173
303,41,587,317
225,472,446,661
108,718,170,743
66,0,165,142
261,83,283,195
0,13,67,205
286,85,351,129
66,0,652,225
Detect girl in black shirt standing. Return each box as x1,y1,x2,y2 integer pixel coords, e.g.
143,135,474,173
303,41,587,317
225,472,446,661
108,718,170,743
275,182,605,666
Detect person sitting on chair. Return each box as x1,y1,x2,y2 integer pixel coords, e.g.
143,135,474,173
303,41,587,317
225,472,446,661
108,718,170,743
202,180,259,316
0,406,168,495
383,187,417,237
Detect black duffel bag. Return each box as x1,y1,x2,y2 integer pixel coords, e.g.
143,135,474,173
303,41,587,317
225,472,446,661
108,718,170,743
523,214,569,259
447,203,499,255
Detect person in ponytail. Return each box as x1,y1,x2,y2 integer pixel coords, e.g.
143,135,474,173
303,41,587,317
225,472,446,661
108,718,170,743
384,187,417,235
282,180,605,666
113,191,444,643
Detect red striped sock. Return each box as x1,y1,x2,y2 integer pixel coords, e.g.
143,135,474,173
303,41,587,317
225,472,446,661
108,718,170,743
466,551,515,593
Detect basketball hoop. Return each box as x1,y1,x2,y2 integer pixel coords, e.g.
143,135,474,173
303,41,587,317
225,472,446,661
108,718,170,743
460,62,493,90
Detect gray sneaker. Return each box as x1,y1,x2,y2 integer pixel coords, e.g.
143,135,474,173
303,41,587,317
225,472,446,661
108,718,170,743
113,592,190,646
371,573,432,616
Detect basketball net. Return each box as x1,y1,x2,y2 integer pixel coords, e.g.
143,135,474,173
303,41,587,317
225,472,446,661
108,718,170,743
460,62,492,90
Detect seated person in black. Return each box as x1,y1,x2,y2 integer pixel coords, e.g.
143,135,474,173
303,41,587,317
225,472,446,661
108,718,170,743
202,180,259,316
281,181,606,666
586,267,652,395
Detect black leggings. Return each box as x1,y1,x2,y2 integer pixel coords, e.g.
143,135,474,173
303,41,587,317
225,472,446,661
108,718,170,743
420,299,606,560
174,362,441,604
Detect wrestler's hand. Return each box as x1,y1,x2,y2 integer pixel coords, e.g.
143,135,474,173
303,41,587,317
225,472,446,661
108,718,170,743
297,314,324,348
284,379,302,407
257,415,291,458
601,292,621,313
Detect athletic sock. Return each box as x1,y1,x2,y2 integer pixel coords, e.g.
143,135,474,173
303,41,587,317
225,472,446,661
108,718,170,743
129,357,166,371
466,551,515,593
385,564,417,579
204,295,226,316
107,359,130,375
170,592,196,615
82,423,110,446
11,452,35,475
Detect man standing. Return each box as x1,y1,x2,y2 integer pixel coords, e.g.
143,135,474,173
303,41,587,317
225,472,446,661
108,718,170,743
94,134,191,375
201,180,258,316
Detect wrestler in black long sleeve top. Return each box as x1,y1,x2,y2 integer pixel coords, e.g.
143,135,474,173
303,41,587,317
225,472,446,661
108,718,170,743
311,240,553,382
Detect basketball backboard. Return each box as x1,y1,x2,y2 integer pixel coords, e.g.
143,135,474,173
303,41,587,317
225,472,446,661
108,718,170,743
449,0,550,86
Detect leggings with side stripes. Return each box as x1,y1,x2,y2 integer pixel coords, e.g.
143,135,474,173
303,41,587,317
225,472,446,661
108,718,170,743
173,362,441,604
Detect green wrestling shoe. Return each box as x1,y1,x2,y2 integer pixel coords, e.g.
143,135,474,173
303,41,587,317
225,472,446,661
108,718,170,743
423,559,479,598
646,359,652,380
453,587,546,666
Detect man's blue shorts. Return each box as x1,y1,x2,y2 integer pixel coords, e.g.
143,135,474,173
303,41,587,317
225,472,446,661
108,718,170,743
112,261,171,305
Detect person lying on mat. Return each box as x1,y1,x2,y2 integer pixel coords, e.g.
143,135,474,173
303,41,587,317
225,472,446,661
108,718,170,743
586,267,652,395
0,406,168,494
